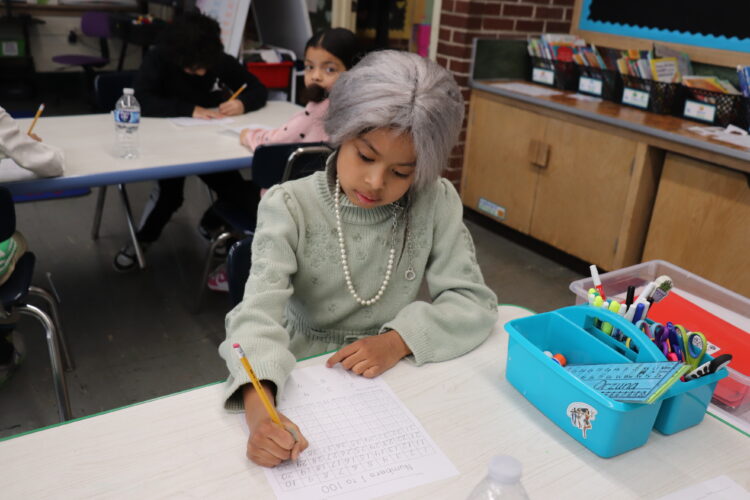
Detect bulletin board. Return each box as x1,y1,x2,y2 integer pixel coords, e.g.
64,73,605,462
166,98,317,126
196,0,252,57
572,0,750,67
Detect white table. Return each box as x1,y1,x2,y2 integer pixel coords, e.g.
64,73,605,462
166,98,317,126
5,101,300,269
5,101,300,195
1,306,748,499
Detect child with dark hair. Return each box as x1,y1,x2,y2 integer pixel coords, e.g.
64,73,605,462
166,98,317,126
239,28,359,150
114,11,268,272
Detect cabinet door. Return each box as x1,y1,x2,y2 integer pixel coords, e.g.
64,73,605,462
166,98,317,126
461,93,545,234
529,117,639,268
643,154,750,297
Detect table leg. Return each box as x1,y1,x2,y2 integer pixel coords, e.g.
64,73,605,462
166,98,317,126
117,183,146,269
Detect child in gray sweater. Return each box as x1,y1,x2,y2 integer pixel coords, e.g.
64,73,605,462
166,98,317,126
219,51,498,467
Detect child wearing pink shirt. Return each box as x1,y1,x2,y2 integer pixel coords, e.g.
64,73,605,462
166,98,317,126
239,28,359,151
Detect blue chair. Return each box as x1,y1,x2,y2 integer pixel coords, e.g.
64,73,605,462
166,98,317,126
0,187,74,422
196,142,332,309
226,236,253,307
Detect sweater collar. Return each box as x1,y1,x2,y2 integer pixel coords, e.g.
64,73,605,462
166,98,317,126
317,152,401,225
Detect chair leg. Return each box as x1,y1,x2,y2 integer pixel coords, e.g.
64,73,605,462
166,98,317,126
91,186,107,240
18,304,72,422
194,231,235,312
29,285,75,371
116,184,146,269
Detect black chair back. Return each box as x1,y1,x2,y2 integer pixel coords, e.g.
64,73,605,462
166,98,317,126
251,142,332,189
226,236,253,307
0,187,16,241
94,71,136,112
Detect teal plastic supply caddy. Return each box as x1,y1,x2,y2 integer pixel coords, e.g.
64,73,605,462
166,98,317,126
504,306,727,458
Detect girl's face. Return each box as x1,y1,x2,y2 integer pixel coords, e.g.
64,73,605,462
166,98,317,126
336,128,416,209
303,46,346,92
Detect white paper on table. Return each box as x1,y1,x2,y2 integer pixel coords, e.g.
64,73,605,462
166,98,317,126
657,475,750,500
168,117,235,127
0,158,37,182
568,93,602,102
489,82,562,97
264,365,458,500
219,124,275,136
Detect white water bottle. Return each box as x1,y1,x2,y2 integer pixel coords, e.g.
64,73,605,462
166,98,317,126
114,87,140,159
466,455,530,500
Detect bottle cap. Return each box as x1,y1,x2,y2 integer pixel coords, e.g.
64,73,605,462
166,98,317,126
123,88,134,95
488,455,522,484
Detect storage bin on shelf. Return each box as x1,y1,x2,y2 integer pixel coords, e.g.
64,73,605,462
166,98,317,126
569,260,750,420
504,305,727,458
575,65,623,102
681,87,745,127
620,75,685,115
529,56,579,91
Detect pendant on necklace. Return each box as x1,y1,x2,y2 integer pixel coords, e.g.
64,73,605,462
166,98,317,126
404,267,416,281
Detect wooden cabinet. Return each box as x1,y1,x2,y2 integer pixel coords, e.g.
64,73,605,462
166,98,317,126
461,90,662,269
643,153,750,297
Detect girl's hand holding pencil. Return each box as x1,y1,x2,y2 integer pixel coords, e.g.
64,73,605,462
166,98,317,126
243,383,308,467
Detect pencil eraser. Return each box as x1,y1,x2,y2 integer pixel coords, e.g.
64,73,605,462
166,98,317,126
232,343,240,348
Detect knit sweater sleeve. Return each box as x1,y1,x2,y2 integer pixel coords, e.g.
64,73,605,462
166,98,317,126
0,107,65,177
218,185,300,411
381,179,498,365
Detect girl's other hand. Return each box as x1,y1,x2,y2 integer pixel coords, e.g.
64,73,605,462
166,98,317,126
219,99,245,116
326,330,411,378
192,106,225,119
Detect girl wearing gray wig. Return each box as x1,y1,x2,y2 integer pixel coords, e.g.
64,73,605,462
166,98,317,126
325,50,464,191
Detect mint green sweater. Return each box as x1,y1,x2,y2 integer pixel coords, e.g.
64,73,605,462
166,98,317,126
219,167,498,410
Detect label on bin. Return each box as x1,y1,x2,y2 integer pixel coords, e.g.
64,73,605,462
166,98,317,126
567,402,597,439
622,88,649,109
532,68,555,86
578,76,603,96
683,99,716,123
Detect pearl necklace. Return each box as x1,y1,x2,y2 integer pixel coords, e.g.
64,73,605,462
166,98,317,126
334,177,397,306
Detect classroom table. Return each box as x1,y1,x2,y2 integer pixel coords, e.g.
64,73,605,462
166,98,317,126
1,306,748,499
4,101,300,268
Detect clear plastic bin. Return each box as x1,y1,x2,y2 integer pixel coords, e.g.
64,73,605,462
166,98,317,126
569,260,750,428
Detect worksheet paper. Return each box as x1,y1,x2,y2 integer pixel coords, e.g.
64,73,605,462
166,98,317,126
264,365,457,500
657,475,750,500
219,124,275,136
168,117,235,127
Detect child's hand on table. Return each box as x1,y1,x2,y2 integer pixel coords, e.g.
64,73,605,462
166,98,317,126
192,106,225,119
243,384,309,467
219,99,245,116
326,330,411,378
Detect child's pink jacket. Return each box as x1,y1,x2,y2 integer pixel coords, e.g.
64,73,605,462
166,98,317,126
240,99,329,151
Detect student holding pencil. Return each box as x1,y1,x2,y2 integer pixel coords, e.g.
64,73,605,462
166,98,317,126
114,11,267,271
0,105,64,181
219,51,498,467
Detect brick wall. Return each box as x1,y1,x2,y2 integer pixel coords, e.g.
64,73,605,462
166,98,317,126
436,0,575,188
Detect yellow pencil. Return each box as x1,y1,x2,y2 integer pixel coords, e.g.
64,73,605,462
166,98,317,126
228,83,247,101
27,103,45,136
233,343,298,441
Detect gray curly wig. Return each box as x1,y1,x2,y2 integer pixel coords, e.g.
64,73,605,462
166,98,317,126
324,50,464,191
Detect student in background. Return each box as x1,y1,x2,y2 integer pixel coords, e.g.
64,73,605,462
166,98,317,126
239,28,359,151
219,51,498,467
206,28,359,293
114,11,268,272
0,105,64,384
